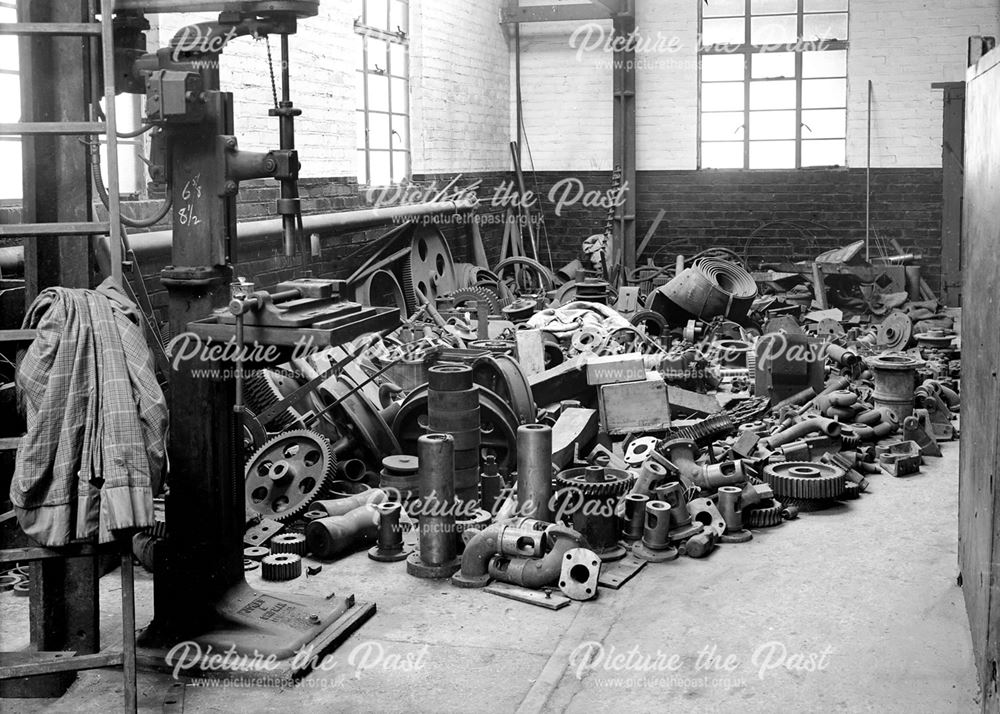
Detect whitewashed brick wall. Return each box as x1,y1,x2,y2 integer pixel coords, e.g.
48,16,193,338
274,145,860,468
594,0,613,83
516,0,999,171
148,0,510,181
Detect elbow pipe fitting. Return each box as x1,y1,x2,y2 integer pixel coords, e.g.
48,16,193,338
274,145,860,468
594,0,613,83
486,525,588,590
661,438,746,490
854,409,883,426
826,390,859,407
306,504,380,560
452,523,546,588
824,344,859,367
762,417,841,450
314,488,387,517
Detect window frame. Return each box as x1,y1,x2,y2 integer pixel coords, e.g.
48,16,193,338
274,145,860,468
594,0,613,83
354,0,410,187
698,0,849,170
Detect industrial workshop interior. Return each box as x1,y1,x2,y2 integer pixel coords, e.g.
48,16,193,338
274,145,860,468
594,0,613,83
1,0,999,711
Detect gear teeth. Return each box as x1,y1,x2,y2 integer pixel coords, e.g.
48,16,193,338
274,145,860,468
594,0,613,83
661,414,735,448
245,370,303,431
261,553,302,581
555,467,634,498
780,496,837,513
269,532,308,555
245,430,337,522
447,286,502,316
744,499,784,527
763,462,846,501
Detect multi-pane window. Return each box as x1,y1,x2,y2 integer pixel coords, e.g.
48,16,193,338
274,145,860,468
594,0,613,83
699,0,849,169
354,0,410,186
0,2,143,200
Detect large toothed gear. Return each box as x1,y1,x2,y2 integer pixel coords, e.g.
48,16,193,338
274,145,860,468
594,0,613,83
245,430,337,522
556,467,635,498
447,286,502,316
244,369,308,430
763,462,846,501
260,553,302,581
744,499,784,528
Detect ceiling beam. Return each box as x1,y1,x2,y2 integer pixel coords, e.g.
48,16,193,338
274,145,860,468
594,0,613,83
500,3,616,24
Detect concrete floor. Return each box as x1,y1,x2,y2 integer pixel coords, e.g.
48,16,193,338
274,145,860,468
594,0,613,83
0,439,978,713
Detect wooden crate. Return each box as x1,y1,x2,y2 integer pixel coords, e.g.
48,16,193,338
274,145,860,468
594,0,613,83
597,372,671,435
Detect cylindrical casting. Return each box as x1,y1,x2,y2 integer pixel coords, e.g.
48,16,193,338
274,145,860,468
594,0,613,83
428,365,480,507
868,354,920,422
407,433,461,578
641,502,672,550
622,493,649,541
516,424,554,521
717,486,743,531
632,460,667,497
314,488,387,518
306,505,379,559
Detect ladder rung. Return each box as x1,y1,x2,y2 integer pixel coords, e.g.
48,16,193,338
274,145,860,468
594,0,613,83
0,121,106,136
0,23,101,36
0,222,110,236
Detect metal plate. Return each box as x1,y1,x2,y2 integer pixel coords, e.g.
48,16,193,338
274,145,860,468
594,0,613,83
485,582,571,610
597,552,647,589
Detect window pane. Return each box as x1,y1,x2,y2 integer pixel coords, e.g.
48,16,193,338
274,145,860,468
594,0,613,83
390,0,408,33
392,150,408,182
804,0,849,12
365,0,389,30
702,18,745,46
802,139,846,166
752,0,797,15
368,112,391,149
0,37,17,70
0,74,19,122
803,13,848,40
702,142,744,169
355,110,366,149
366,38,387,73
750,79,796,109
703,0,745,17
803,49,846,77
367,73,389,111
702,112,745,140
750,110,796,140
389,43,407,76
752,51,795,78
356,150,368,186
369,151,391,186
802,109,846,138
702,81,745,111
702,54,745,81
390,114,409,148
390,77,407,112
750,140,796,168
353,34,365,75
0,140,21,199
802,78,846,108
355,70,366,109
751,15,797,45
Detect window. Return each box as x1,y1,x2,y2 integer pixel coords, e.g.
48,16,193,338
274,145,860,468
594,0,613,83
699,0,849,169
354,0,410,186
0,2,144,200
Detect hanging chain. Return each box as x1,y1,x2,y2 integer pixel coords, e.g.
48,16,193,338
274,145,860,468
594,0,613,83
265,36,279,110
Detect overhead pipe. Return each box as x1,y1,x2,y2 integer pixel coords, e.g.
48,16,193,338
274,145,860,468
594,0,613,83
1,196,479,280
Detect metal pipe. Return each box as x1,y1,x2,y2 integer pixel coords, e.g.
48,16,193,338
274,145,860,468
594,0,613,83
516,424,553,521
407,433,461,578
486,524,588,589
368,501,408,562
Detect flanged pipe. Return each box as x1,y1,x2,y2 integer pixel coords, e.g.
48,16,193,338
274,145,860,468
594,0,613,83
633,502,679,562
717,486,744,531
452,522,546,588
632,459,668,497
516,424,554,521
762,417,841,450
368,502,410,562
621,493,649,541
407,433,461,579
487,524,588,589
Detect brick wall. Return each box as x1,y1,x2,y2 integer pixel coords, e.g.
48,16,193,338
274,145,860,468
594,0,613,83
516,0,1000,170
416,168,945,292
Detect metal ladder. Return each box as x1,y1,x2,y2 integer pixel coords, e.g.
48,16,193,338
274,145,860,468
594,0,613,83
0,0,123,286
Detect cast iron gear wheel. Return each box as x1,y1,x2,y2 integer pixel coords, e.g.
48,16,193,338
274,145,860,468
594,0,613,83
779,496,837,513
556,467,635,498
244,369,308,431
260,553,302,581
245,430,337,522
744,499,784,528
447,286,503,316
762,461,846,501
838,482,861,500
269,532,308,555
404,226,458,312
660,414,735,448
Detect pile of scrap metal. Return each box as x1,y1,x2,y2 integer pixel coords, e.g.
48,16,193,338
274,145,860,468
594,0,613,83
215,230,959,608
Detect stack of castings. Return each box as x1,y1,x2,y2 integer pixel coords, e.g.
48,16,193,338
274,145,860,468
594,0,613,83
427,364,480,507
